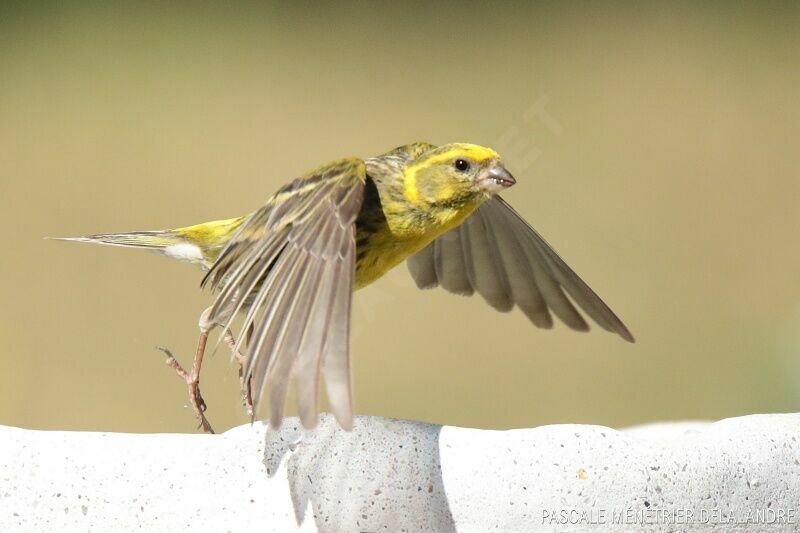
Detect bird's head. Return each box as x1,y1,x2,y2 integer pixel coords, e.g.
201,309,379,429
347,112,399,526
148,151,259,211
404,143,516,209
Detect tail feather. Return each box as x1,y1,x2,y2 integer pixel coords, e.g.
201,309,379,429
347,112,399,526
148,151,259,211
49,230,208,266
50,217,246,268
50,231,182,250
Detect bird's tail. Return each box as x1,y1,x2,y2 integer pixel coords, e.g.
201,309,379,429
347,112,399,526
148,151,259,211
52,230,183,250
50,216,246,268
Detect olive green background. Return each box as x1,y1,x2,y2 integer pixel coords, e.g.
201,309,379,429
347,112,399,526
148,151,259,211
1,2,798,433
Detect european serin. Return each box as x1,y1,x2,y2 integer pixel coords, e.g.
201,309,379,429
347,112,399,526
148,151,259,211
58,141,633,432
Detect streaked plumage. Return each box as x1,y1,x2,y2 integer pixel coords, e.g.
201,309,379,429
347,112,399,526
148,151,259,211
57,141,633,431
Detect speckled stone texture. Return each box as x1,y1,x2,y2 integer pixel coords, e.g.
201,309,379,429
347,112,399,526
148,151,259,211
1,414,799,532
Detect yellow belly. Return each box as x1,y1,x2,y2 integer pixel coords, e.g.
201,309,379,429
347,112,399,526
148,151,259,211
354,234,430,289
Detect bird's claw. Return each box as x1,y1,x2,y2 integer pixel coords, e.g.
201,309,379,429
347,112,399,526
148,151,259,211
156,346,215,434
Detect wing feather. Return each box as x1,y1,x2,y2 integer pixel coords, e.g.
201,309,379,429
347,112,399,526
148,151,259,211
407,196,633,342
434,228,473,295
407,241,438,289
478,202,553,328
204,158,366,429
460,213,513,311
321,244,356,429
292,258,335,428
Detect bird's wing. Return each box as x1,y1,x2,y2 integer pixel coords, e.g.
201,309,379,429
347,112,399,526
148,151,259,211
407,196,634,342
203,158,366,429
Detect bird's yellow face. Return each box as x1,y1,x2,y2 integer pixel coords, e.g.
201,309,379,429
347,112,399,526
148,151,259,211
404,143,516,209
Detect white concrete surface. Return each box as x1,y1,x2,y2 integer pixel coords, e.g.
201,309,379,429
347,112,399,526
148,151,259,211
1,413,799,532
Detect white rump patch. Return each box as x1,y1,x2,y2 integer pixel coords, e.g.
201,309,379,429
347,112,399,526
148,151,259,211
164,243,204,263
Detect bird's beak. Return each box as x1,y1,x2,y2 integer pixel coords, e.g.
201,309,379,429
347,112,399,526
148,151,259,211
477,164,516,195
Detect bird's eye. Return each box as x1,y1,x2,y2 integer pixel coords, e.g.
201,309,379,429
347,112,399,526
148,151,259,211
454,159,471,172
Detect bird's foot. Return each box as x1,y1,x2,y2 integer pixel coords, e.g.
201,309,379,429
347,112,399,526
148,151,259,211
157,346,215,434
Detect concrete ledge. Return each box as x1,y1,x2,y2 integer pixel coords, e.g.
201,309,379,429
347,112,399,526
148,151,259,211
1,413,799,532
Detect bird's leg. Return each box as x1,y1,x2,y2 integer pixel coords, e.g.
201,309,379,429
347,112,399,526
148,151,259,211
223,328,254,419
157,307,215,434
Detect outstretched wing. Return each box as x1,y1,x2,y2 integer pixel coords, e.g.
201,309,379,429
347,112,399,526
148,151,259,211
407,196,634,342
203,158,366,430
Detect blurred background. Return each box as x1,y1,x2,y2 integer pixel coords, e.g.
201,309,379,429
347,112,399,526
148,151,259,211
1,2,798,433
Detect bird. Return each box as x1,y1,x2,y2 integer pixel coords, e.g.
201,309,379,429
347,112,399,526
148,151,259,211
56,141,634,433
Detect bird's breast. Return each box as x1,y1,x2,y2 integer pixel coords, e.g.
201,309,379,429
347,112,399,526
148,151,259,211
353,201,483,290
354,232,430,289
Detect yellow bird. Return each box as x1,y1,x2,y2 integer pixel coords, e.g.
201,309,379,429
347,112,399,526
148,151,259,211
58,142,633,432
